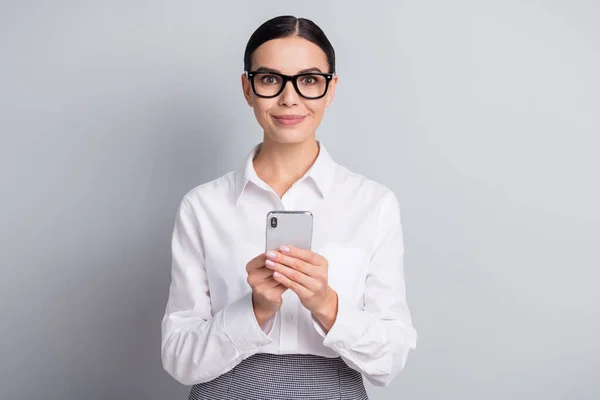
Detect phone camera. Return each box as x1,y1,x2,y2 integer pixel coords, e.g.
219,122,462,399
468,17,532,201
270,217,278,228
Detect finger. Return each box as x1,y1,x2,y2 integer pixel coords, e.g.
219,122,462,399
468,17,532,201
254,264,292,286
247,252,267,270
266,259,320,291
270,280,288,295
254,266,274,280
253,274,287,299
279,245,326,266
259,276,287,291
272,271,311,298
268,251,316,277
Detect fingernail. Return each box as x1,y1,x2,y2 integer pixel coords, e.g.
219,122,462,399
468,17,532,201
279,245,290,253
266,251,277,259
265,259,275,268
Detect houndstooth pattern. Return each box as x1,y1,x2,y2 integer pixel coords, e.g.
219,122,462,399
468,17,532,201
188,353,369,400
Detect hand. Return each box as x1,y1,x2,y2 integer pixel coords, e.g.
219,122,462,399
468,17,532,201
246,252,288,326
265,246,338,331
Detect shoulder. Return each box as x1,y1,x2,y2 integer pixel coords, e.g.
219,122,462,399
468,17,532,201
177,170,237,213
332,163,399,209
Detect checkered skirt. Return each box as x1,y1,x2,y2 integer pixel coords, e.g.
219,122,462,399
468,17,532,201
188,353,369,400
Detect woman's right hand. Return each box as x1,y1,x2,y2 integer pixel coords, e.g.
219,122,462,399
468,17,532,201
246,252,288,326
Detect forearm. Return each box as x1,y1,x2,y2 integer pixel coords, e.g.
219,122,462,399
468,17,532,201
312,293,417,387
161,292,274,385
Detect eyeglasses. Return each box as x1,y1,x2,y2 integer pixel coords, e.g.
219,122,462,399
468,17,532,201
245,71,335,100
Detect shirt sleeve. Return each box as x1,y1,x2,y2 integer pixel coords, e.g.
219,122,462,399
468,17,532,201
311,191,418,387
161,198,275,386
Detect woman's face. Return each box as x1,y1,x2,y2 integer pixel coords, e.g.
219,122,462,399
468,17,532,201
242,36,338,145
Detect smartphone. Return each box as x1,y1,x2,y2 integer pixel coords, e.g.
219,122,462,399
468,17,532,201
265,211,313,252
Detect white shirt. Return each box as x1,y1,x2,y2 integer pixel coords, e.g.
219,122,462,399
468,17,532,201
161,141,417,387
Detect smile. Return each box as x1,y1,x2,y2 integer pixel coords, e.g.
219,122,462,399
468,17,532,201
272,115,306,126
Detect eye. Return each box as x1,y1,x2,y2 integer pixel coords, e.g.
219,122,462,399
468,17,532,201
260,75,280,85
301,75,318,85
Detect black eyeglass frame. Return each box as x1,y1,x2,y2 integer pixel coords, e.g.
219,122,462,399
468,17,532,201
245,71,335,100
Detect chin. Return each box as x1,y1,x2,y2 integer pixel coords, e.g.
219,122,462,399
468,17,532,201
266,129,312,145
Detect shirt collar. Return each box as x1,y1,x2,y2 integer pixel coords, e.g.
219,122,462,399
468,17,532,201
234,141,336,204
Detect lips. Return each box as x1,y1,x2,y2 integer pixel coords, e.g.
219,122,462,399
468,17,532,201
272,114,306,126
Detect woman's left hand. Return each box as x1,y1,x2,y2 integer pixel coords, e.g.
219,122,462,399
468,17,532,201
265,246,338,327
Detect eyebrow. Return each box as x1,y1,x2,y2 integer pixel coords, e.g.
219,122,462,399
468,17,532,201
254,66,324,74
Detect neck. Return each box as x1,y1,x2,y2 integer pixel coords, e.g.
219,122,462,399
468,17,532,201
253,135,319,197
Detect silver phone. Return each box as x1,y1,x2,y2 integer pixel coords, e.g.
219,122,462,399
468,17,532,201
265,211,313,251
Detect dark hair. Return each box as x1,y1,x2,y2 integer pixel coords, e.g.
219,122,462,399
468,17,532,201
244,15,336,73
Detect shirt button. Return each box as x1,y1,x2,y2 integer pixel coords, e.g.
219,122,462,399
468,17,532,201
286,315,294,322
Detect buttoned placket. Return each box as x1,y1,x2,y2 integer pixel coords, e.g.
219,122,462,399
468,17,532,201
271,181,301,354
251,172,313,354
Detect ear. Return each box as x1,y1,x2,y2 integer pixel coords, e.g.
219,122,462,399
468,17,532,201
324,74,338,108
241,73,254,107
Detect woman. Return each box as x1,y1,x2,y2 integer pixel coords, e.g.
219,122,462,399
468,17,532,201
161,15,417,400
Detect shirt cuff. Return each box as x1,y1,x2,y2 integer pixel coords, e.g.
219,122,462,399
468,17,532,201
312,294,372,350
223,291,274,353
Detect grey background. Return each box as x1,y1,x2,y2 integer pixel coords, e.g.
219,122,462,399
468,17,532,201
1,1,599,399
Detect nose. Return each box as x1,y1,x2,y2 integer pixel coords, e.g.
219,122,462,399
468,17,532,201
278,79,300,107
